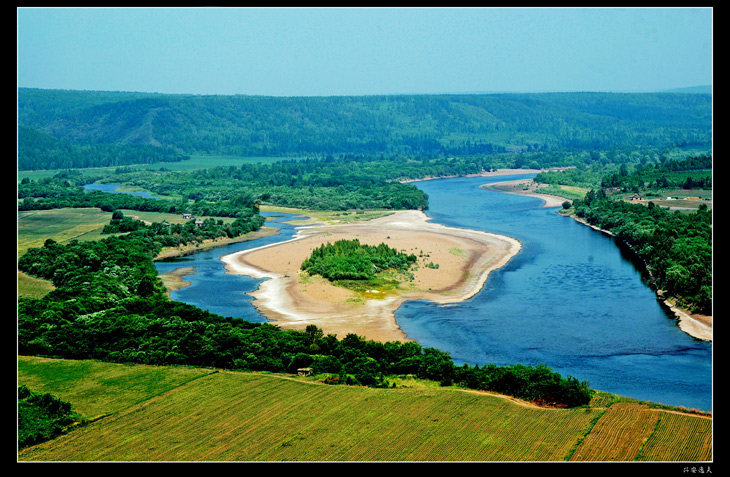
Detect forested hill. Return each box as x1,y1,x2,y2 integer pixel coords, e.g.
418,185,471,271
18,88,711,169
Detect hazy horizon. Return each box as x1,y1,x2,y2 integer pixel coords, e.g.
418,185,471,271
17,7,713,97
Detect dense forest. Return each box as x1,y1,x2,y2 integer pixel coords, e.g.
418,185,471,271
534,154,712,192
18,88,712,169
18,125,190,171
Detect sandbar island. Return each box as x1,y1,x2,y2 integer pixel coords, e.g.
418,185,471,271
222,210,521,342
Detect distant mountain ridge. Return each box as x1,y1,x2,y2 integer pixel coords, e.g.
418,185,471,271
661,85,712,94
18,87,712,163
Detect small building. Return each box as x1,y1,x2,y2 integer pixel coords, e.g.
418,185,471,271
182,213,195,220
630,193,643,201
297,368,312,377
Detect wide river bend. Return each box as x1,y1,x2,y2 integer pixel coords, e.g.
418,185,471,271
152,174,712,412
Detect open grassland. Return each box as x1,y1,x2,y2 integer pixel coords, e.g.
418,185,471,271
18,357,215,420
17,271,55,299
260,205,395,225
18,208,113,257
17,155,298,182
18,357,711,462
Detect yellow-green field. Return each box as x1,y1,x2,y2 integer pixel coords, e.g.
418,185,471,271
17,155,298,182
18,208,113,257
17,357,712,462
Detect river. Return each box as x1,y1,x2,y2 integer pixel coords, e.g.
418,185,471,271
151,174,712,412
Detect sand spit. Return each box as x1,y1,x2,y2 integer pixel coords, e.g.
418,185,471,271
222,210,521,342
482,178,567,208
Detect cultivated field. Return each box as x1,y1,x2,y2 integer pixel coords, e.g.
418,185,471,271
18,208,113,257
17,357,712,462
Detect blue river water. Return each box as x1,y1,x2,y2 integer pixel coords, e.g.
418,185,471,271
149,174,711,411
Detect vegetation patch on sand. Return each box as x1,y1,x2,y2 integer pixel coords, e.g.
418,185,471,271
301,238,417,293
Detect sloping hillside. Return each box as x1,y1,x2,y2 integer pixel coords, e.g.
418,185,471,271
18,88,712,159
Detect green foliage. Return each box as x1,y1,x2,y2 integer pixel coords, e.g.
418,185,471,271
19,89,712,160
535,154,712,193
18,385,84,449
301,239,418,281
18,174,264,220
599,154,712,191
18,124,189,171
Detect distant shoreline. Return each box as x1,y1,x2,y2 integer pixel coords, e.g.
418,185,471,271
482,178,568,208
485,173,712,342
399,168,542,184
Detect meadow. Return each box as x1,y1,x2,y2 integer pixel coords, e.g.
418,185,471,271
17,356,711,462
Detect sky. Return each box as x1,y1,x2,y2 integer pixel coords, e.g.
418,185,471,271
17,7,713,97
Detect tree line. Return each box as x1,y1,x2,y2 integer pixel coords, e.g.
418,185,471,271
599,154,712,191
18,385,83,449
18,173,263,221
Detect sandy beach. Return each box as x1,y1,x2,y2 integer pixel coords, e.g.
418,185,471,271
222,210,521,342
482,178,568,208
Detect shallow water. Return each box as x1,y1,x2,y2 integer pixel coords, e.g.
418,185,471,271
154,213,308,323
153,175,712,411
84,183,161,199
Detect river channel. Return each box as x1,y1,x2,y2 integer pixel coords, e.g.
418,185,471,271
148,174,711,412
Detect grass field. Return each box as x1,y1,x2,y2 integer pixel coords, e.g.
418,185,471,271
18,208,113,257
17,357,712,462
17,155,298,182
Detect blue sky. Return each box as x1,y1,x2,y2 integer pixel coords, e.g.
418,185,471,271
17,7,713,96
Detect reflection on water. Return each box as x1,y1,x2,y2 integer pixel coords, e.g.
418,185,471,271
153,176,711,411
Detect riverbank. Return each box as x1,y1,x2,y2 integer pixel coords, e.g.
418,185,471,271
400,168,542,184
569,215,712,342
482,177,568,208
486,176,712,342
222,210,522,342
155,226,279,261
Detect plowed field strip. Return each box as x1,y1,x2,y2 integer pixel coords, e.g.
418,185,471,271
638,411,713,462
569,402,710,462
